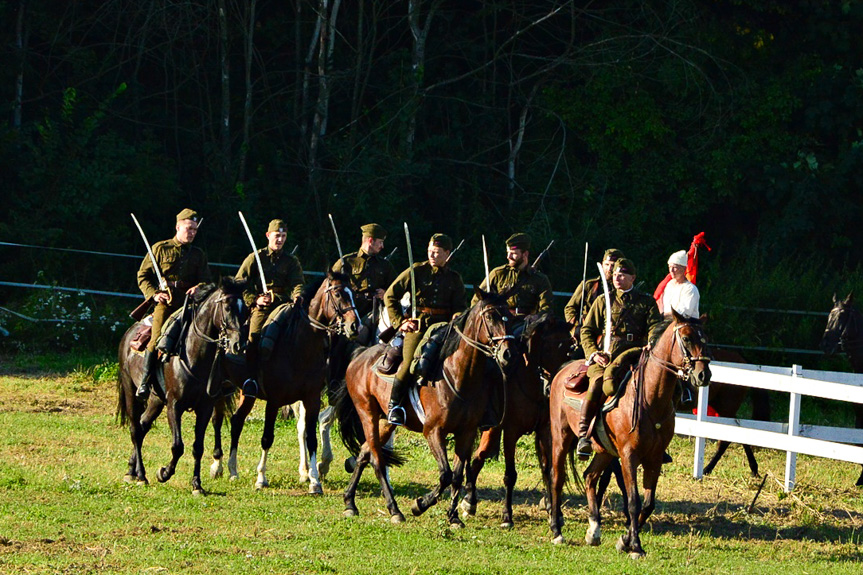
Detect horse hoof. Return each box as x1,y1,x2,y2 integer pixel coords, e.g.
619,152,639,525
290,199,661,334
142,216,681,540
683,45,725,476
157,467,170,483
210,462,223,479
629,551,646,560
344,457,357,474
255,480,268,490
538,496,547,509
449,518,465,529
192,488,205,496
500,521,513,530
552,535,565,545
459,498,476,517
136,478,149,487
299,473,310,483
411,499,424,517
391,513,406,524
308,483,323,496
123,474,136,484
229,474,239,482
318,461,332,480
616,536,630,553
343,508,358,518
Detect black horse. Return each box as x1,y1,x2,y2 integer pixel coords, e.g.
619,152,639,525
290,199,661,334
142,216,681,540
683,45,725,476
820,292,863,487
116,277,247,494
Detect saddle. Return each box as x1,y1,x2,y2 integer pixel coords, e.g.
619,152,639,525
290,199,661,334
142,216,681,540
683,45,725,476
259,302,300,360
129,317,152,352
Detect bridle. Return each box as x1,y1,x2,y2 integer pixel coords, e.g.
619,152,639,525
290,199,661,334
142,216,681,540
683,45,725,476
648,323,711,383
307,279,360,337
188,292,245,355
453,302,516,368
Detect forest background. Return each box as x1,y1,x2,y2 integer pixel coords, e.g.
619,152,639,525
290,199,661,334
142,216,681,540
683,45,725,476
1,0,862,365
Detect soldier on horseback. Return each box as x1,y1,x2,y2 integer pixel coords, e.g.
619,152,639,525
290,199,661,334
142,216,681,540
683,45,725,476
135,208,211,400
235,218,304,398
331,223,396,341
576,258,663,459
384,233,465,426
564,248,625,351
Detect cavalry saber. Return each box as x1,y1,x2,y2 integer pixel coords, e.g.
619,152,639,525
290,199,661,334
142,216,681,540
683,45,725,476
481,235,490,289
131,213,169,299
404,222,417,321
579,242,589,321
238,211,269,297
597,262,613,354
328,213,344,262
445,238,465,264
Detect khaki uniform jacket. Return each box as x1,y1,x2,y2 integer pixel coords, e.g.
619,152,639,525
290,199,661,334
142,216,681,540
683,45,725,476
385,262,465,331
580,287,664,360
332,249,397,315
564,277,602,325
471,264,553,314
137,238,211,300
236,248,304,308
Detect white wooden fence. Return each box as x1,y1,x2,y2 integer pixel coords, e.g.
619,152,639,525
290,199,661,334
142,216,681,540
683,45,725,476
674,361,863,492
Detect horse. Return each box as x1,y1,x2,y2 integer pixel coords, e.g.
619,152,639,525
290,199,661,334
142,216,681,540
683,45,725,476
116,277,247,494
336,288,517,526
820,292,863,487
460,313,573,528
220,270,360,494
547,311,711,557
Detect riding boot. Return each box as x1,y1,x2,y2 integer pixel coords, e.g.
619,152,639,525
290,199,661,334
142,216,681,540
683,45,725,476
576,394,601,461
387,376,408,426
243,336,260,399
136,350,157,401
479,384,502,431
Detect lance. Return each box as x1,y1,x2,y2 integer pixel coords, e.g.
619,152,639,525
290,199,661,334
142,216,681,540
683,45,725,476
530,239,555,271
238,211,270,299
327,213,344,262
384,246,398,261
578,242,589,323
290,244,299,256
131,213,170,305
597,262,613,355
404,223,417,321
481,235,491,290
445,238,465,264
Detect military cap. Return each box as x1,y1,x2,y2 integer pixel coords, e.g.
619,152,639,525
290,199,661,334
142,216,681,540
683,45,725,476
429,233,453,251
505,232,531,251
176,208,200,223
268,219,287,233
361,223,387,240
603,248,625,262
613,258,637,275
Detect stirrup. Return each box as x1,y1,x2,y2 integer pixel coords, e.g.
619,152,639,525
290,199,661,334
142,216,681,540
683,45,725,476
135,383,150,401
242,379,258,399
576,437,593,461
387,405,405,426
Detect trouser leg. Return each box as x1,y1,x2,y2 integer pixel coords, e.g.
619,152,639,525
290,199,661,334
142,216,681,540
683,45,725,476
576,364,606,459
243,308,268,398
388,331,420,425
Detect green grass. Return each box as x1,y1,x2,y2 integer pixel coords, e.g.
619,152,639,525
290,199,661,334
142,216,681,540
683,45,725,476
1,354,863,573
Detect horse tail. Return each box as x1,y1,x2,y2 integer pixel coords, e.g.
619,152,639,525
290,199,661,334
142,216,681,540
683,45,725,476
333,379,363,457
116,369,130,427
566,447,585,493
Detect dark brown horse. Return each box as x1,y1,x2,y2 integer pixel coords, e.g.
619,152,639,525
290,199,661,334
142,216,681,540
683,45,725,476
820,292,863,487
336,289,517,526
222,270,360,494
547,311,711,557
116,277,247,494
460,313,573,528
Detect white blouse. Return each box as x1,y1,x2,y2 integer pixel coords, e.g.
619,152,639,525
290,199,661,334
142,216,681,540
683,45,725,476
662,280,700,319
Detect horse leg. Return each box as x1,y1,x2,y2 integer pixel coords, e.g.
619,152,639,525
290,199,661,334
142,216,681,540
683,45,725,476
255,402,280,490
343,444,372,517
295,401,310,483
317,405,334,481
534,424,553,515
703,440,731,475
412,429,452,517
302,395,324,495
548,427,574,544
125,399,148,485
584,454,613,547
228,395,256,481
500,430,519,529
461,427,500,518
638,464,661,529
446,433,475,528
855,406,863,487
615,456,646,559
157,400,184,484
210,401,224,479
189,403,214,495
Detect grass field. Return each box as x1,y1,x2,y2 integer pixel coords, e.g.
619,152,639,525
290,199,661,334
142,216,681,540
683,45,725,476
1,353,863,574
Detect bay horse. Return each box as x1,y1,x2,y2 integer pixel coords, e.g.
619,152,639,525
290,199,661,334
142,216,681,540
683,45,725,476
221,270,360,494
116,277,247,494
820,292,863,486
336,288,517,526
547,311,711,557
460,313,573,528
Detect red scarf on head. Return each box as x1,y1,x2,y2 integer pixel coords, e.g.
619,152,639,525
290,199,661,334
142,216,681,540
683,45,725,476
654,232,711,305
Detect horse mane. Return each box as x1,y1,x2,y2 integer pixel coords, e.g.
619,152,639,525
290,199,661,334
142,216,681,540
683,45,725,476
522,312,555,340
218,276,247,297
300,269,353,311
192,282,217,303
439,291,509,360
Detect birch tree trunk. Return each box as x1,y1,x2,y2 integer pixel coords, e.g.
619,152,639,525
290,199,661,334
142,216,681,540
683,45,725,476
13,0,27,131
405,0,442,160
238,0,258,185
217,0,231,184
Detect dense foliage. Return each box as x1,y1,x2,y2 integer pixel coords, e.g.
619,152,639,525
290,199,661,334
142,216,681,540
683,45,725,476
1,1,862,356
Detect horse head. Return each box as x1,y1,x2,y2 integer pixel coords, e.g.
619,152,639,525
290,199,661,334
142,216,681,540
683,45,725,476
821,292,856,356
521,313,572,376
670,309,712,389
212,276,248,355
309,270,361,340
468,287,517,375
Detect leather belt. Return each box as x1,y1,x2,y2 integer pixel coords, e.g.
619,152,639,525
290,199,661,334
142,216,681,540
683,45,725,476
417,306,451,316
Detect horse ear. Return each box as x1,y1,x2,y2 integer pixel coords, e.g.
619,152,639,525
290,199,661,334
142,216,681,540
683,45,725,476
671,308,685,323
847,291,855,304
474,285,487,300
699,313,709,325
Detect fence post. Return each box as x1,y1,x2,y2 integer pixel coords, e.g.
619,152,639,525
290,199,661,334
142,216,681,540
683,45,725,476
784,364,802,492
692,384,708,479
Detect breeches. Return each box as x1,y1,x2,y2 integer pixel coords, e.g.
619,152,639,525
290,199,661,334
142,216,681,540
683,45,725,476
395,331,422,381
585,347,643,401
248,307,270,341
148,302,180,352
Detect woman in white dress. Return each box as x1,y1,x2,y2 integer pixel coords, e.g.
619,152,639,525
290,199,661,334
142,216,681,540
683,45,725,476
661,250,700,319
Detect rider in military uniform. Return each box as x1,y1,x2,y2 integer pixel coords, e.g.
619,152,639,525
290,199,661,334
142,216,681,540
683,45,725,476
577,258,663,459
471,233,553,318
564,248,625,347
384,233,465,425
235,218,304,397
136,208,212,400
331,223,396,339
